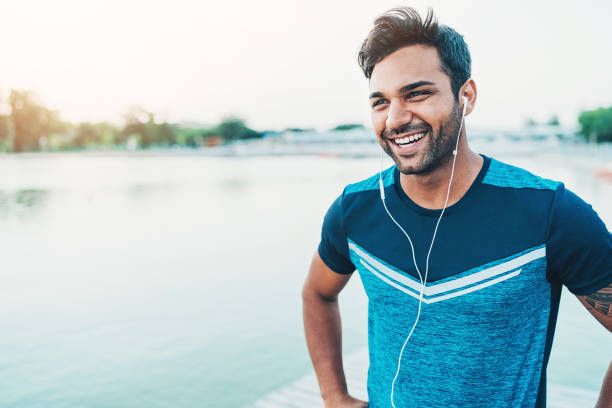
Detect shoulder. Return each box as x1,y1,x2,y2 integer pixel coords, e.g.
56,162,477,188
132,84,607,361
482,158,560,191
344,166,394,196
546,183,612,294
324,167,394,230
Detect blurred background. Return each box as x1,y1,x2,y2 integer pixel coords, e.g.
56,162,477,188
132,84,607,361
0,0,611,407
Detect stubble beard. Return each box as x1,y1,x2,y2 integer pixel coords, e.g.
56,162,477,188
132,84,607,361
381,102,462,175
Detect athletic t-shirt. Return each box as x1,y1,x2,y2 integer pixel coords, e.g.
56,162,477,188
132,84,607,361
318,155,612,408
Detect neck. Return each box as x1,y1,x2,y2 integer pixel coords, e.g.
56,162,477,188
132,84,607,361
399,144,483,210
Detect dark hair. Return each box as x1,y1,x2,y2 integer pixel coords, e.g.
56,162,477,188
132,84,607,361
358,7,471,99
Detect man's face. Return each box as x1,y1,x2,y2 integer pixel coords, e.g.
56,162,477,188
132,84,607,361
369,45,461,175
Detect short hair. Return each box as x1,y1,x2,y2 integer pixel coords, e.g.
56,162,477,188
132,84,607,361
358,7,471,99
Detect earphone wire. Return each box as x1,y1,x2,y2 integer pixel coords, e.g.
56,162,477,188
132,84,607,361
382,101,466,408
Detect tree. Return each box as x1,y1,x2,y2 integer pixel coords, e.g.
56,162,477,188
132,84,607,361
74,122,99,147
578,107,612,144
9,90,65,152
217,117,260,141
154,122,175,145
121,106,152,147
94,122,120,146
0,115,10,143
283,127,313,133
121,106,177,148
332,123,365,131
547,115,560,126
523,117,537,127
0,92,10,147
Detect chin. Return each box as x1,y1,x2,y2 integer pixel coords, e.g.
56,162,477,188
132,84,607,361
380,144,423,175
391,152,444,176
396,160,430,175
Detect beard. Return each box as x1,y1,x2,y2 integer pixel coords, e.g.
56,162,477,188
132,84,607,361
380,101,462,175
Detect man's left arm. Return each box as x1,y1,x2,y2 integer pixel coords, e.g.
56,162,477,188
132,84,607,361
577,282,612,332
576,282,612,408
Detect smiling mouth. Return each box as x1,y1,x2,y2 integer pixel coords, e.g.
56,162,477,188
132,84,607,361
390,130,427,146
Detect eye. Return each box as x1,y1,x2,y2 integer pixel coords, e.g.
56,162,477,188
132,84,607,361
371,99,387,110
404,90,431,100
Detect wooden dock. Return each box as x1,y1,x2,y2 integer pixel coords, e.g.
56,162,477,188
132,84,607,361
246,347,599,408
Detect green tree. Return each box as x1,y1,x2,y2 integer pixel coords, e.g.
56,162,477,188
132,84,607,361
121,107,176,148
578,107,612,144
523,117,537,127
217,117,260,141
547,115,560,126
174,126,219,147
332,123,365,131
73,122,119,148
283,127,312,133
9,90,65,152
94,122,120,146
153,122,176,145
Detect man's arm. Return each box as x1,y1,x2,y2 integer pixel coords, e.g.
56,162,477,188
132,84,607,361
576,282,612,332
302,252,367,408
576,282,612,408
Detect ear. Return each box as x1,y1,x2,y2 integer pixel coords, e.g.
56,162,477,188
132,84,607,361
459,79,477,116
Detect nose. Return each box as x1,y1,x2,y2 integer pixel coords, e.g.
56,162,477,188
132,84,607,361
385,100,413,132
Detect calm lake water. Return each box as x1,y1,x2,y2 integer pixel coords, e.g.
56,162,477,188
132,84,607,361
0,151,610,407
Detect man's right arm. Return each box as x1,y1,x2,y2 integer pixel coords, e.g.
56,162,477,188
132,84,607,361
302,252,368,408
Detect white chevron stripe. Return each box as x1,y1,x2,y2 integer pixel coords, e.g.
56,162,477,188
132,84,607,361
426,247,544,294
349,244,423,293
349,241,545,295
359,259,423,301
426,269,521,303
359,258,522,303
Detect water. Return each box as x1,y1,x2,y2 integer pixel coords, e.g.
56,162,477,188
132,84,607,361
0,152,610,407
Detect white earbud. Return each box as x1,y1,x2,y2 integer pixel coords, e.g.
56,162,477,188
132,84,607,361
452,96,469,157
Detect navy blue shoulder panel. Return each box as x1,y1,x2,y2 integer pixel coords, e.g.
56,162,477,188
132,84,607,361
318,166,394,275
318,193,355,274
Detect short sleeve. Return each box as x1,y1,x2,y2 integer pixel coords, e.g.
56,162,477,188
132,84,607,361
317,193,356,274
546,184,612,295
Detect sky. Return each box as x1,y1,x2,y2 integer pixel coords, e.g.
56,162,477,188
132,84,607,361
1,0,611,131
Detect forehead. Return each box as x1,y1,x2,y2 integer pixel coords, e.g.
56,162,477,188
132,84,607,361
369,44,450,93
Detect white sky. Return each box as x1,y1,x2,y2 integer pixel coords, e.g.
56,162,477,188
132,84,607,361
1,0,611,130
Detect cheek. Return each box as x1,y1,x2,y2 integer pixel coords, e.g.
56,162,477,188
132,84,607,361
421,100,455,128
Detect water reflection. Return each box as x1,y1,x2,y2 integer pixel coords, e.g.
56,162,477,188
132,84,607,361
0,189,49,219
126,183,179,199
218,177,250,191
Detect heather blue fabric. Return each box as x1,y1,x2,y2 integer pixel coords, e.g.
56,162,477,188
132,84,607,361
318,155,612,408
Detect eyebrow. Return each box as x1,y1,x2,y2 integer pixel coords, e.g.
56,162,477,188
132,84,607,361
369,80,436,99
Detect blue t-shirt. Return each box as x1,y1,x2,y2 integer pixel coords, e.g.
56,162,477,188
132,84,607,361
318,155,612,408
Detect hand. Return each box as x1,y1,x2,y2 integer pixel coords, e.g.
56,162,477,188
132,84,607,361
324,393,368,408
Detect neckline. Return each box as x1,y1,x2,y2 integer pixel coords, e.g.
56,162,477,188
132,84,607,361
392,154,491,217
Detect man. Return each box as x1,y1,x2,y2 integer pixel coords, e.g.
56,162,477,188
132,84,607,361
302,7,612,408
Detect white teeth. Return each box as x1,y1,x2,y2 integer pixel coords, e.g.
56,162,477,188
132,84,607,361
394,132,425,145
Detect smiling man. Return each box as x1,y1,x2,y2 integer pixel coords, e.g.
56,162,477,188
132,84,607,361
302,7,612,408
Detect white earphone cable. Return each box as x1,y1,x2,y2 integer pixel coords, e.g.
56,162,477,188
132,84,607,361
381,99,467,408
